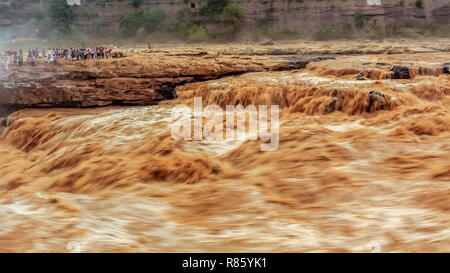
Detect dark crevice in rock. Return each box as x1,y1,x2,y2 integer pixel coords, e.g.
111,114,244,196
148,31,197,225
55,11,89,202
0,104,19,118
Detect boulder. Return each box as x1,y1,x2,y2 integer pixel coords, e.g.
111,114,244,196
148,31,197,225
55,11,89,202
356,72,366,80
324,97,342,114
444,62,450,74
367,90,389,112
0,117,6,136
6,117,15,127
391,65,410,79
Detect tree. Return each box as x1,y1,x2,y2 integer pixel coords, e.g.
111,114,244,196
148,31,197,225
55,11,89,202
49,0,73,34
188,24,208,42
199,0,230,16
353,11,369,30
220,3,244,38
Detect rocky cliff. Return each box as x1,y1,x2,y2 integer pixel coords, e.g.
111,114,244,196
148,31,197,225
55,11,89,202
0,0,449,34
0,47,317,108
1,39,449,110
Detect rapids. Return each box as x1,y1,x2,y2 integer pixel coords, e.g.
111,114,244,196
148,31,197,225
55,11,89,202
0,45,449,252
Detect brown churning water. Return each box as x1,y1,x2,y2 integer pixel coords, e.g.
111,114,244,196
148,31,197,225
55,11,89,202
0,51,449,252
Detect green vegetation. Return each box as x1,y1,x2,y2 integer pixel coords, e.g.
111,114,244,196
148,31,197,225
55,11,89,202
367,25,387,40
132,0,143,8
199,0,230,16
188,24,208,42
353,11,369,29
25,8,46,21
254,18,302,40
164,8,197,39
313,21,354,40
119,10,168,37
415,0,423,9
49,0,74,35
8,0,449,43
117,7,211,43
220,3,245,39
312,19,450,41
9,0,25,9
135,27,147,41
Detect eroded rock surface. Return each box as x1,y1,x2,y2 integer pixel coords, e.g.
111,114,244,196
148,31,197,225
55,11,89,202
0,50,333,108
1,40,449,110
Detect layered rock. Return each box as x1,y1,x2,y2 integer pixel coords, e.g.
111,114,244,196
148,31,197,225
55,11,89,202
0,50,331,109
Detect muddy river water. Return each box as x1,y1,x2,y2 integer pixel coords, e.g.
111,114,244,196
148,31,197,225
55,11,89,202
0,43,449,252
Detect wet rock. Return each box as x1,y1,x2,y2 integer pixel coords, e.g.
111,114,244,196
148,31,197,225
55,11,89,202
418,67,423,76
285,55,335,69
357,72,367,80
267,48,285,55
367,90,389,112
169,51,208,57
0,118,6,136
260,39,274,46
391,65,410,79
324,97,342,113
6,117,15,127
444,62,450,74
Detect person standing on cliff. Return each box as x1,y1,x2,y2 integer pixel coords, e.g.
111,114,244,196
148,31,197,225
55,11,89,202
148,41,151,51
2,56,9,71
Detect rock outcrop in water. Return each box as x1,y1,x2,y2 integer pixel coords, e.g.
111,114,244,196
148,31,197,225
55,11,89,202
391,65,411,79
444,62,450,74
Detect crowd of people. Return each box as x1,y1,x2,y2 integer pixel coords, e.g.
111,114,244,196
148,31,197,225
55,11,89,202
1,45,134,71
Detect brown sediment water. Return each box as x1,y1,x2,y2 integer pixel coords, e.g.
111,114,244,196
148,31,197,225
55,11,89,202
0,43,449,252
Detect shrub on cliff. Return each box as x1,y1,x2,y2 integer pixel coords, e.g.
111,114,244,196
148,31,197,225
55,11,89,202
188,24,208,42
220,3,245,39
119,9,168,37
368,25,387,40
199,0,230,16
165,8,198,39
25,8,46,21
135,27,148,41
49,0,74,35
132,0,143,8
415,0,423,9
353,11,369,30
313,24,337,40
313,21,354,40
119,11,145,36
143,9,168,32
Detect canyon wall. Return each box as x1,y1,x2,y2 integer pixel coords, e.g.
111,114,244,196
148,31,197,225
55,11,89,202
0,0,449,35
